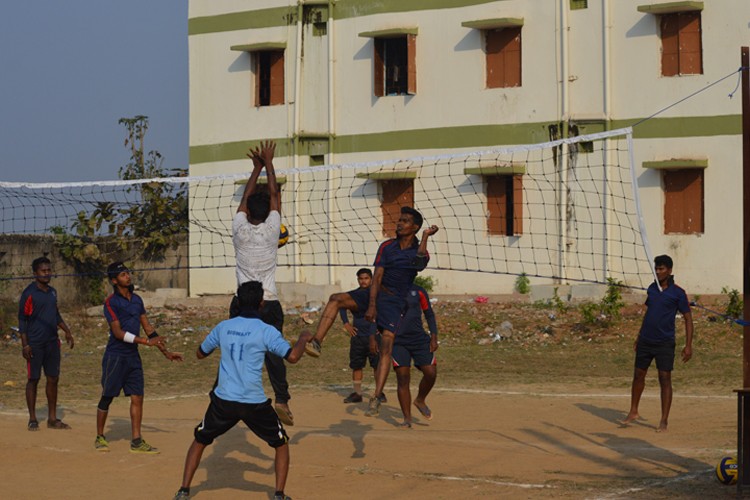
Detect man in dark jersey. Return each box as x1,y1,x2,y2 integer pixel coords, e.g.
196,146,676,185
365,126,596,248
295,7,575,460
95,262,183,453
18,256,74,431
364,207,438,417
392,283,439,428
622,254,693,433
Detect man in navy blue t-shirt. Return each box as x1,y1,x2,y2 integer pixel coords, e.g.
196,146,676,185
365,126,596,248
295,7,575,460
364,207,439,418
94,262,183,454
622,254,693,432
18,256,74,431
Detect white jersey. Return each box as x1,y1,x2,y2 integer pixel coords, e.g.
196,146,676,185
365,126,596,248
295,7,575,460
232,210,280,301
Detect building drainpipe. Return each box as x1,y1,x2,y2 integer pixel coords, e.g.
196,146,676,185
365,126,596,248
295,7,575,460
327,0,336,286
602,0,612,281
293,1,304,283
559,0,570,283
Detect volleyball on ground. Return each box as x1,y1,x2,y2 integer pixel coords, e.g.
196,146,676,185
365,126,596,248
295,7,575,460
278,224,289,247
716,456,738,485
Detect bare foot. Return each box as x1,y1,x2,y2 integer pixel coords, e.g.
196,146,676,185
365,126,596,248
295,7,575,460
656,422,668,433
620,412,639,426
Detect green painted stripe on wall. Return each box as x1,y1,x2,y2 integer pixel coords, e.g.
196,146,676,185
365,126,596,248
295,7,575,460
188,0,506,35
610,114,741,139
190,139,293,165
188,6,295,35
189,115,741,164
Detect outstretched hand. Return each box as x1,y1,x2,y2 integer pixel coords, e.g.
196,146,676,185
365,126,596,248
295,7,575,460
247,147,264,170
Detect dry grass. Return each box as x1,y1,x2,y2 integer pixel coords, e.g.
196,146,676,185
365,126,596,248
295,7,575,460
0,296,743,410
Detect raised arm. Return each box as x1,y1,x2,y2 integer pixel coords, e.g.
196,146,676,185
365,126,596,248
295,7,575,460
259,140,281,214
237,145,266,214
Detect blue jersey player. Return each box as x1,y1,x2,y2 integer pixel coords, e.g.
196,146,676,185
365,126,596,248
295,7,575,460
622,254,693,433
173,281,311,500
364,206,438,417
392,284,439,427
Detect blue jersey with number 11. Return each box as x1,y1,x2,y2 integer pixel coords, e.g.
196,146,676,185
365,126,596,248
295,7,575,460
200,315,291,404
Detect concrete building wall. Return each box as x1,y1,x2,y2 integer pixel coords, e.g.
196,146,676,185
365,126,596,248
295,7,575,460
188,0,749,296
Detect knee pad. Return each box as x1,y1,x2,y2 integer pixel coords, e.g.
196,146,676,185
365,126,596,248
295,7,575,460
97,396,114,412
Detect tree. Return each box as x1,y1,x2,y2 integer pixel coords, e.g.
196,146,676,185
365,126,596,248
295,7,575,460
52,116,187,303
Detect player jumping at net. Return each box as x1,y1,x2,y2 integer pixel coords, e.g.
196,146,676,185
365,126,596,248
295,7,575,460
365,207,438,417
231,140,295,426
18,256,74,431
391,282,439,428
304,268,385,403
173,281,312,500
95,262,183,453
621,254,693,433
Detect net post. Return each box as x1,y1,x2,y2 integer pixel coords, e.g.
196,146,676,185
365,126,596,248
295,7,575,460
739,45,750,494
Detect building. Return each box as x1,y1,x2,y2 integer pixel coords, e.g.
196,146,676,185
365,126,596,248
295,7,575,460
188,0,747,296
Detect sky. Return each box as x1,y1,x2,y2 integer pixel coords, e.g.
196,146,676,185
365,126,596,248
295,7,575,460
0,1,188,183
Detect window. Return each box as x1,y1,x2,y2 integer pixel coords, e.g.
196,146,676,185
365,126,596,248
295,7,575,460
660,11,702,76
486,28,521,88
487,175,523,236
381,179,414,236
373,35,416,96
663,169,703,234
255,50,284,106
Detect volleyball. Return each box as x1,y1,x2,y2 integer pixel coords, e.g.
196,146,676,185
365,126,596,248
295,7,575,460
278,224,289,247
716,456,738,485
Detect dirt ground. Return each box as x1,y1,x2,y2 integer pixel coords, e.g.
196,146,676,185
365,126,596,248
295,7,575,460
0,383,739,500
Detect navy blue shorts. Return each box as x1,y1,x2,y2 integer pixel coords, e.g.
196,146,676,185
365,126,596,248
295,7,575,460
26,339,61,380
194,392,289,448
348,287,370,313
349,335,380,370
635,339,675,372
393,340,436,368
376,294,407,334
101,353,145,397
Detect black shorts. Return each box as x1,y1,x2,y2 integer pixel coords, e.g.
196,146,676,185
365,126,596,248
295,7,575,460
194,392,289,448
349,335,380,370
101,353,144,397
635,339,675,372
393,340,436,368
26,339,61,380
376,294,407,334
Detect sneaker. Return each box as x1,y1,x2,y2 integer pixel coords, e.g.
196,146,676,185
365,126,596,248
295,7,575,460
343,392,363,403
173,491,190,499
377,393,387,404
305,339,322,358
130,438,160,454
364,396,381,417
273,495,292,500
94,435,110,452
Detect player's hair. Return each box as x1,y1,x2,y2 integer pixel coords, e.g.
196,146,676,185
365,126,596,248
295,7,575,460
31,256,50,272
356,268,372,277
401,206,423,230
654,254,673,269
237,281,264,312
107,261,129,280
247,192,271,222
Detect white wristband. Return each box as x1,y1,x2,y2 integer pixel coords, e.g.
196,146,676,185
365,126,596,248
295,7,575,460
123,332,136,344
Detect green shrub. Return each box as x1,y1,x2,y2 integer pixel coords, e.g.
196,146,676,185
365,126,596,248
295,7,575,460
414,275,436,293
515,273,530,294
